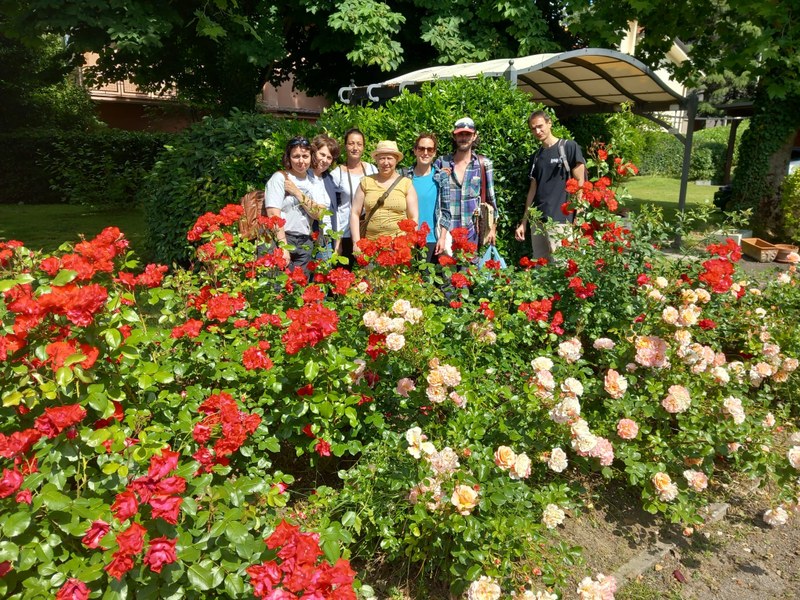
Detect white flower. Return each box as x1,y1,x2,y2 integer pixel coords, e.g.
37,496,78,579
541,503,566,529
391,299,411,316
561,377,584,397
466,576,502,600
763,506,789,527
557,338,583,363
550,397,581,424
509,453,532,480
593,338,616,350
531,356,554,372
385,332,406,351
787,446,800,470
548,447,569,473
654,276,669,289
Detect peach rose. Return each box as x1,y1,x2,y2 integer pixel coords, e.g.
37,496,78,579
494,446,517,470
616,418,638,440
451,484,479,515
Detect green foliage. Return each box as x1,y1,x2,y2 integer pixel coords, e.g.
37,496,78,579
637,125,747,183
138,111,316,265
0,129,170,206
730,92,800,236
1,1,579,110
0,32,98,132
780,169,800,244
319,76,566,263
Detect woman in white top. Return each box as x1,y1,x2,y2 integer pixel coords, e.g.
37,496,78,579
265,136,328,271
330,128,377,267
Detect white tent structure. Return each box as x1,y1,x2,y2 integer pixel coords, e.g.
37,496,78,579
338,48,699,215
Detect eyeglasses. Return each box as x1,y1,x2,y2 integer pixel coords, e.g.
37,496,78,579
415,146,436,154
288,136,311,148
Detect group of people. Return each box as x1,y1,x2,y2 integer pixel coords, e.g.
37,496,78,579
264,112,585,271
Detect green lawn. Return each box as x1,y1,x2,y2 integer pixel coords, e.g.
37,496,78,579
624,176,719,221
0,203,147,256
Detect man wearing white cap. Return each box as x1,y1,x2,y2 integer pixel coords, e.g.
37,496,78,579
434,117,498,247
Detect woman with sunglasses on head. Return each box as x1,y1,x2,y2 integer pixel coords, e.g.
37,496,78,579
349,140,418,248
265,136,328,271
404,133,451,263
330,128,377,266
309,134,340,260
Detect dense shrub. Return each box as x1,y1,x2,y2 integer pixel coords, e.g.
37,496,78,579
138,111,317,265
639,124,748,182
0,129,170,206
781,169,800,243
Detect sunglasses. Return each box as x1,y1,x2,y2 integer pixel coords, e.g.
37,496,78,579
287,136,311,148
415,146,436,154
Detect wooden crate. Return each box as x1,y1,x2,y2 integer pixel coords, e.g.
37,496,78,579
741,238,778,262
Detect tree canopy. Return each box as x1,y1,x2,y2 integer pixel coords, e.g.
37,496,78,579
563,0,800,102
0,0,580,112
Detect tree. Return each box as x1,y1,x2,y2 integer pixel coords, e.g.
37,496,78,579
563,0,800,235
1,1,580,111
0,31,97,131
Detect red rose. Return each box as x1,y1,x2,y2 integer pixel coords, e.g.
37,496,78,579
247,561,283,597
116,522,146,555
104,551,134,580
147,448,180,480
0,467,24,498
111,490,139,522
143,536,178,573
450,273,470,289
149,494,183,524
82,520,110,549
56,578,90,600
314,438,331,457
296,384,314,397
15,488,32,504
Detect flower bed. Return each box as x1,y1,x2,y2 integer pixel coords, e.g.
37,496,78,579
1,147,799,599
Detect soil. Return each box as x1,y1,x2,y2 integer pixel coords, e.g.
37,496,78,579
556,479,800,600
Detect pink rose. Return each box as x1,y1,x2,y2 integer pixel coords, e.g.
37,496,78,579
143,536,178,573
616,419,639,440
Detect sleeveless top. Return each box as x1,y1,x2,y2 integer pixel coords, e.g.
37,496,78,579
360,175,413,239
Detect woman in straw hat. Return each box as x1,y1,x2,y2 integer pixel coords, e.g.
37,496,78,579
349,140,418,245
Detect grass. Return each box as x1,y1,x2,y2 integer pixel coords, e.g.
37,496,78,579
624,176,720,222
0,203,147,256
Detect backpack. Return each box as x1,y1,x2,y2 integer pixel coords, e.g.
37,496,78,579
237,190,267,240
528,139,570,180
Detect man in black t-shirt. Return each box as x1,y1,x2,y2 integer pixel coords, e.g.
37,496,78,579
514,110,585,261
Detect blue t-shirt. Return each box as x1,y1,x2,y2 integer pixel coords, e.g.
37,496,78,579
412,172,437,243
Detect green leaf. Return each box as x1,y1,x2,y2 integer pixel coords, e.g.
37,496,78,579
224,521,249,544
224,573,246,595
187,559,223,590
304,359,319,380
41,486,71,511
56,366,74,387
3,511,31,537
52,269,78,286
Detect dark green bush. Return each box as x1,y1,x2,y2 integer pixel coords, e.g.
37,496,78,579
0,129,170,206
639,123,748,182
49,129,172,206
319,76,560,264
138,111,317,265
781,169,800,244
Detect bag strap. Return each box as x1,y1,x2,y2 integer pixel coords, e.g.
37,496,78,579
557,139,570,175
477,155,487,204
361,175,403,232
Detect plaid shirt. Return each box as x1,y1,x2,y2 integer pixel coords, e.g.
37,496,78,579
433,153,497,242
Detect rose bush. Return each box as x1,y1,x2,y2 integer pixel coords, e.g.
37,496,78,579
2,145,800,599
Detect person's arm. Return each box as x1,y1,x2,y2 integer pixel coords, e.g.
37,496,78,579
434,172,452,255
405,181,419,224
515,179,538,242
284,179,327,220
349,183,366,251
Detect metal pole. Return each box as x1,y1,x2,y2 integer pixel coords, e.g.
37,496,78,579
675,92,698,248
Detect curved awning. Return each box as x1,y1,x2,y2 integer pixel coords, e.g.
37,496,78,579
339,48,687,115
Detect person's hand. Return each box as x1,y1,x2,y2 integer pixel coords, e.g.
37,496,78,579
514,223,526,242
434,236,447,256
282,248,291,264
284,179,302,200
486,228,497,246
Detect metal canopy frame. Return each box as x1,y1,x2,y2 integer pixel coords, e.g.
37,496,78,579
338,48,697,218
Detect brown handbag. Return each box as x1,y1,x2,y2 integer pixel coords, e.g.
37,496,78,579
472,156,495,246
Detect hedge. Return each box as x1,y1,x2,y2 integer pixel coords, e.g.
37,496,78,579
0,129,171,206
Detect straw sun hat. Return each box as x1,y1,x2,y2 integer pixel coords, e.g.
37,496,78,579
370,140,404,162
